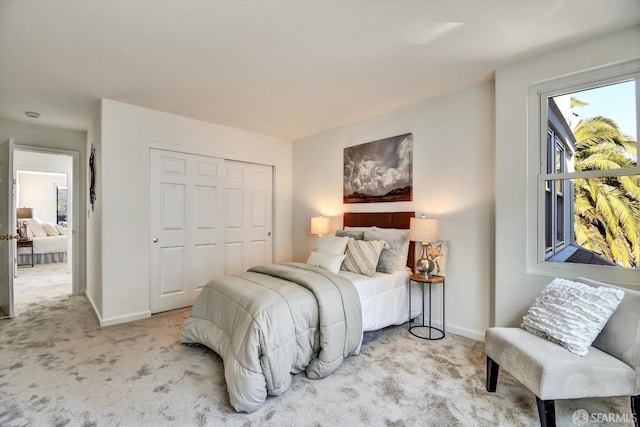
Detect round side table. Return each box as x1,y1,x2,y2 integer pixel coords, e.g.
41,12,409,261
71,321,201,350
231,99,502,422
408,273,445,340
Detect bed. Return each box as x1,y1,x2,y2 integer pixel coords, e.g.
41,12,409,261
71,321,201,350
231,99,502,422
17,235,68,265
341,211,418,332
180,211,419,413
17,218,68,265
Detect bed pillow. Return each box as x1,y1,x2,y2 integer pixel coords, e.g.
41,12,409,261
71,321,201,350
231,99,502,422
335,229,364,240
313,235,349,255
26,218,47,238
521,278,625,356
363,227,410,273
341,239,389,277
42,223,60,236
306,252,346,274
55,224,68,235
344,226,374,232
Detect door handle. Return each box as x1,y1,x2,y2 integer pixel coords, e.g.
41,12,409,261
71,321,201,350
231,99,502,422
267,232,272,237
0,234,19,240
152,237,159,243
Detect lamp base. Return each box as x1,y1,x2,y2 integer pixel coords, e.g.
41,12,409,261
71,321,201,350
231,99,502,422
415,257,435,278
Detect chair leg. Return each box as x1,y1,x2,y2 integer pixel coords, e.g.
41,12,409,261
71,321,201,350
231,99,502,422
535,397,556,427
486,356,499,392
631,395,639,427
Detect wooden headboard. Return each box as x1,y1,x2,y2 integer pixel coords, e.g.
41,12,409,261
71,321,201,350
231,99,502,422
343,211,415,270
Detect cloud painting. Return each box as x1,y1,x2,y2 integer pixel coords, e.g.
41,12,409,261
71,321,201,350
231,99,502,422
343,133,413,203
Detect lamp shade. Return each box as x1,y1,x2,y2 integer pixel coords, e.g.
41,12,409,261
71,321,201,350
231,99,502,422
310,216,330,236
16,208,33,219
409,217,438,243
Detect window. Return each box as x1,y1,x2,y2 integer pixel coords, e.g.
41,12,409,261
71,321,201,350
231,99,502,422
534,63,639,272
56,185,68,224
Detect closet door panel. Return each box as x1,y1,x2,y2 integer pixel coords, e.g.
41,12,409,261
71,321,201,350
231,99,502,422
150,150,273,314
150,149,224,314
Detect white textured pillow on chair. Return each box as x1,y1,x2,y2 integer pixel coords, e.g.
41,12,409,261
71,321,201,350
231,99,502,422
341,239,389,277
306,251,346,274
521,278,624,356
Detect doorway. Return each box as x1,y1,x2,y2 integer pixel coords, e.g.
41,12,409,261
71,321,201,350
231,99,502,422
12,148,77,316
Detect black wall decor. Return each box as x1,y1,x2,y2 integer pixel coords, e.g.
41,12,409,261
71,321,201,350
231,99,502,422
89,144,96,211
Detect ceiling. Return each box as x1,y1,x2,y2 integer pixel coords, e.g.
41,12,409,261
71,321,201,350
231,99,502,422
1,1,639,141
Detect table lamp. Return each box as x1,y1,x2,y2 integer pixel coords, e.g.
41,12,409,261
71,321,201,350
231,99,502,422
310,215,330,237
16,207,33,239
409,215,439,277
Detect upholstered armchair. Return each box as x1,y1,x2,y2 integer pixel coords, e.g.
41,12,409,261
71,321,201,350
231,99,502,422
485,277,640,427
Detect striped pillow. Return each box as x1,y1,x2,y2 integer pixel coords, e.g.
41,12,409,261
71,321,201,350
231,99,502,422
342,239,389,277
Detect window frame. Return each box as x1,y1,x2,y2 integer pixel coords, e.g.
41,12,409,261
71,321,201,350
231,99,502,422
544,128,573,255
526,59,640,283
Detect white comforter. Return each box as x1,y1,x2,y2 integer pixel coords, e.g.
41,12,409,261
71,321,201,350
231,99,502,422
339,269,420,332
31,235,67,254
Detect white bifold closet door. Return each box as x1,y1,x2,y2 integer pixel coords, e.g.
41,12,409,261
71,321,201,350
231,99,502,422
223,159,273,275
149,149,273,314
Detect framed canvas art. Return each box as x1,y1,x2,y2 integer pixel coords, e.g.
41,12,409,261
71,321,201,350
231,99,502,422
343,133,413,203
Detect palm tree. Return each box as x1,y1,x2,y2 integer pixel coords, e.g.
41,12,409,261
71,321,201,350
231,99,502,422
571,101,640,268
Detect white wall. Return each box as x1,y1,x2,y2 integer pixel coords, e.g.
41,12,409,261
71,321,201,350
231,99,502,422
15,171,67,224
292,81,495,341
14,150,72,176
86,107,103,317
96,99,292,325
494,26,640,326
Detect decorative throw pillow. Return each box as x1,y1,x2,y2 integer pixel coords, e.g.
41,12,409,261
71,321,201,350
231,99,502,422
341,239,389,277
55,224,68,235
521,278,625,356
26,218,47,238
42,223,60,236
425,241,449,277
363,227,410,273
306,252,346,274
335,229,364,240
313,235,349,255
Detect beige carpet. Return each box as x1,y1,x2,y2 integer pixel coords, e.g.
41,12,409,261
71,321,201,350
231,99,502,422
0,263,634,426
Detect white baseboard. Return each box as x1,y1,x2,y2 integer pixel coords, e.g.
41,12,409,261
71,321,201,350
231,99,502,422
99,310,151,327
446,324,485,342
85,293,101,324
85,293,151,327
418,318,485,342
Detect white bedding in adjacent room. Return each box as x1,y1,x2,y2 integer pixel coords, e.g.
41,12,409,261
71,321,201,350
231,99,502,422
31,235,67,254
339,269,420,332
19,218,69,264
17,235,68,265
